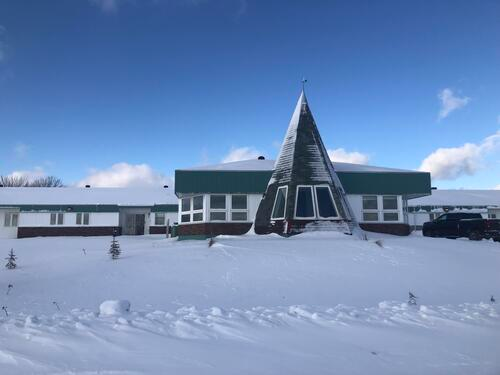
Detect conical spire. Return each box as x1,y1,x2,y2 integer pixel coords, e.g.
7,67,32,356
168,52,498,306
254,90,357,235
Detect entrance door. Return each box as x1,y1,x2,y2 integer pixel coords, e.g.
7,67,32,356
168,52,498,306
124,214,145,235
135,214,145,235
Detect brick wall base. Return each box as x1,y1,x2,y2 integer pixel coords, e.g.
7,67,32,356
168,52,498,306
360,223,411,236
178,222,252,239
149,226,167,234
17,226,121,238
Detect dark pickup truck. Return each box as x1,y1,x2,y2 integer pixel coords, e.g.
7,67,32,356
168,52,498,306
422,212,500,241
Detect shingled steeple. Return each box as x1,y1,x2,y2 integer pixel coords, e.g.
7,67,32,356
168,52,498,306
254,90,357,235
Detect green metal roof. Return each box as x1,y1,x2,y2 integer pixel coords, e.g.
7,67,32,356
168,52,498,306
175,169,431,197
336,172,431,197
175,170,273,196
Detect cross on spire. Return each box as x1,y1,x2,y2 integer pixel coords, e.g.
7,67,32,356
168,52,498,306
301,77,307,92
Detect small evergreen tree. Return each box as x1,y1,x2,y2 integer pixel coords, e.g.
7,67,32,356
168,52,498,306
109,235,121,260
5,249,17,270
408,291,418,305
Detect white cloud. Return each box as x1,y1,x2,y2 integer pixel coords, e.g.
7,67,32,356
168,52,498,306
78,162,172,187
14,143,30,158
327,148,369,164
419,130,500,180
8,167,46,181
438,88,470,120
221,147,262,163
495,184,500,190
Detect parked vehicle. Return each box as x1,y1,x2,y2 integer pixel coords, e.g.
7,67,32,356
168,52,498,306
422,212,500,241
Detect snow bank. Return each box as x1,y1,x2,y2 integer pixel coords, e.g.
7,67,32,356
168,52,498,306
99,300,131,316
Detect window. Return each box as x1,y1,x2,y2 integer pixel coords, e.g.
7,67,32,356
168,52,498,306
210,212,226,221
193,196,203,211
272,186,287,219
155,213,165,226
295,186,315,218
315,186,338,218
231,195,248,221
180,195,204,223
489,213,497,219
363,212,378,221
210,195,226,209
181,198,191,212
382,196,398,222
362,195,400,222
383,212,399,221
383,196,398,210
209,195,227,222
76,213,90,225
231,212,247,221
4,213,18,227
51,213,64,225
362,196,378,210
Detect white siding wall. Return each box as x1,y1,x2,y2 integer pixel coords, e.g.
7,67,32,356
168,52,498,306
18,212,119,227
0,209,19,239
150,212,178,226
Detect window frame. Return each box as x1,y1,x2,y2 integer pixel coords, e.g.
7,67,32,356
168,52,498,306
294,185,316,220
271,186,288,220
230,194,248,222
4,212,18,227
382,195,399,222
314,185,340,219
179,195,204,224
50,212,64,226
154,212,166,226
209,194,227,222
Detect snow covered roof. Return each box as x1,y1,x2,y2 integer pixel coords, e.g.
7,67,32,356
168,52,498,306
182,158,420,174
409,190,500,207
0,187,177,206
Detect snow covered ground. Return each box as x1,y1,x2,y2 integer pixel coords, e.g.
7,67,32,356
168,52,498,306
1,232,499,374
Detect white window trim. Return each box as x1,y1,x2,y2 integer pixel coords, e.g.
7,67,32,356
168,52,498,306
271,186,288,220
4,212,19,227
154,212,166,226
209,194,227,222
179,195,204,224
76,212,91,226
314,185,340,220
230,194,249,222
51,212,64,226
294,185,316,220
192,196,204,222
361,195,401,223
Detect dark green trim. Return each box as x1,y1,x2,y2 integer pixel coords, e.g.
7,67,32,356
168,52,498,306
151,204,178,213
14,205,119,213
177,234,210,241
175,169,431,197
1,203,178,213
175,170,273,196
337,172,431,196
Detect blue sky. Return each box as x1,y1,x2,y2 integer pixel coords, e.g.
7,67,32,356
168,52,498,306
0,0,499,188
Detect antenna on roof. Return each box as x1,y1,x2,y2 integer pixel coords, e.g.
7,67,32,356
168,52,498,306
301,77,307,92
